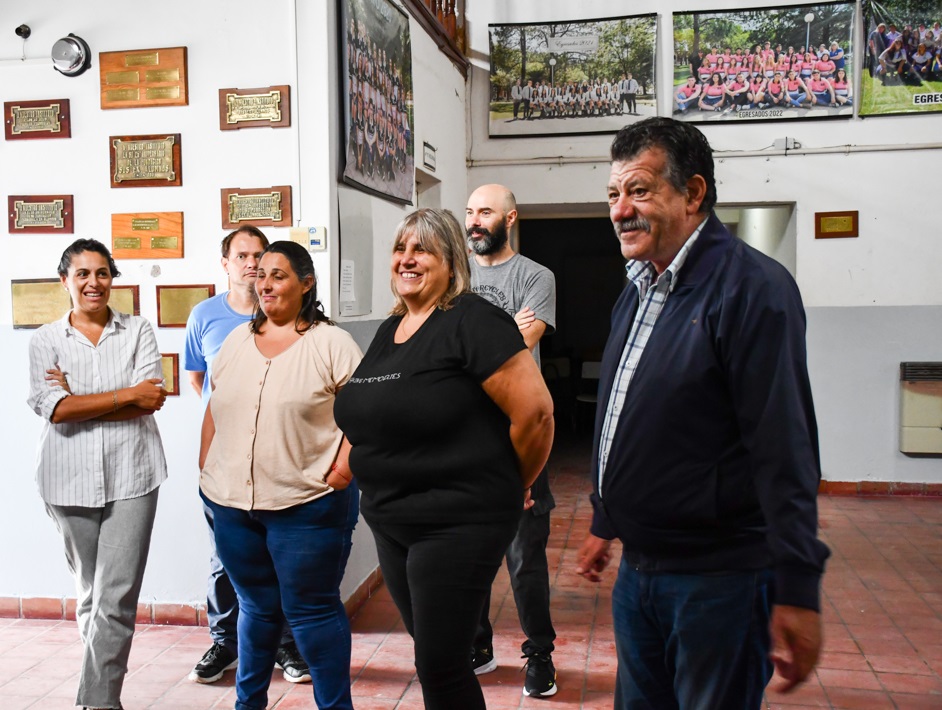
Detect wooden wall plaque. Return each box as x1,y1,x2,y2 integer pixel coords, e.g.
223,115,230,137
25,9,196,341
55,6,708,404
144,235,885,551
218,85,291,129
8,195,74,233
160,353,180,395
220,186,292,228
111,212,184,259
4,99,71,140
99,46,188,109
11,279,71,328
110,285,141,315
110,134,182,188
156,284,215,328
815,211,859,239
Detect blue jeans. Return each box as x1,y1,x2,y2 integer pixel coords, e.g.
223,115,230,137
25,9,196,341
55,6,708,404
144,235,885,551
202,499,294,651
612,555,773,710
202,484,358,710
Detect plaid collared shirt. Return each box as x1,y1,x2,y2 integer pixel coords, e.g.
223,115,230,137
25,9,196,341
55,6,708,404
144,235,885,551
598,219,708,492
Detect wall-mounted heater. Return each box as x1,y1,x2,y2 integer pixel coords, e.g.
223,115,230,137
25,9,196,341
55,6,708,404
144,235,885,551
899,362,942,455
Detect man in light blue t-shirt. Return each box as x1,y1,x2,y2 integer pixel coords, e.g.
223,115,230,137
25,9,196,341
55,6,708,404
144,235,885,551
183,227,312,686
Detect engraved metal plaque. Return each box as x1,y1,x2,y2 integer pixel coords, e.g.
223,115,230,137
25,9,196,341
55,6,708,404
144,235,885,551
110,285,141,316
8,195,74,233
220,186,292,228
156,285,215,328
109,134,182,188
218,85,291,130
4,99,71,140
160,353,180,395
11,279,72,329
814,210,859,239
112,211,184,258
99,47,188,109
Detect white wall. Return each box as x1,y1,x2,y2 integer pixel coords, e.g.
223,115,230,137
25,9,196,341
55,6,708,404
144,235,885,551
0,0,468,603
465,0,942,483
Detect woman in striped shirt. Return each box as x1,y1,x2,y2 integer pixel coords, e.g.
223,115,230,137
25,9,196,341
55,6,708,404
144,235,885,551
28,238,168,710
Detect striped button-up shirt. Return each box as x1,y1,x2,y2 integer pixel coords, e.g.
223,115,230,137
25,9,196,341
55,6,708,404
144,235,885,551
598,219,707,491
27,309,167,507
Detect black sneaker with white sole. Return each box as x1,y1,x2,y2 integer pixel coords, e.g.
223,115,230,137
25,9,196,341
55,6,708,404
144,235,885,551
522,651,558,697
276,641,312,683
189,642,237,683
472,646,497,675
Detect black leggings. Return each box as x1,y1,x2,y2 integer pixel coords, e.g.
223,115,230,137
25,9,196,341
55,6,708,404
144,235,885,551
367,517,519,710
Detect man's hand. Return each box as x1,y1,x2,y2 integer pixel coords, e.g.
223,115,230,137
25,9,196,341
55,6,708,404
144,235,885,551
514,306,536,332
770,605,822,692
46,366,72,394
523,487,534,510
575,533,613,582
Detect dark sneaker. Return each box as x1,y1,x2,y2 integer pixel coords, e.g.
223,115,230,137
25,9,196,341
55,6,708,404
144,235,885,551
276,642,312,683
189,642,237,684
472,646,497,675
522,651,558,697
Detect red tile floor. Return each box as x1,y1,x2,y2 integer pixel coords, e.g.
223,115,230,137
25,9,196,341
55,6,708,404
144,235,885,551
2,433,941,709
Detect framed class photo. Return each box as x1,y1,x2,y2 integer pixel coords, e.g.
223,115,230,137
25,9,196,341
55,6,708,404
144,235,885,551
672,2,855,124
340,0,415,204
488,13,657,138
860,0,942,116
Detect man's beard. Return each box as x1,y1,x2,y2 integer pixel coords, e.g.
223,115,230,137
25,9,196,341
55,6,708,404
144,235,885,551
466,222,508,256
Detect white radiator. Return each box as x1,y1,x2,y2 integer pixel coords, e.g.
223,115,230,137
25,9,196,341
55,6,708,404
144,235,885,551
899,362,942,455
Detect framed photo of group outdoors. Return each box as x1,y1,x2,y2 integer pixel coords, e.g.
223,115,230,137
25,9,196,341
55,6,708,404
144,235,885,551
859,0,942,116
673,2,855,123
339,0,415,204
487,14,657,138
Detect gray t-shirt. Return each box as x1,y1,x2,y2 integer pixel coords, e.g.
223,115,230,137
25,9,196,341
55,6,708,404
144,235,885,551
469,253,556,370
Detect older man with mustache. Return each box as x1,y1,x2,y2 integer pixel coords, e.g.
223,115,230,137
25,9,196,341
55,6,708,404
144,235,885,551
576,118,830,709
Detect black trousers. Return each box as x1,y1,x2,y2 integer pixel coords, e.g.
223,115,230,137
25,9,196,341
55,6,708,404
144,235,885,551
474,469,556,656
627,93,637,113
368,516,518,710
512,99,521,118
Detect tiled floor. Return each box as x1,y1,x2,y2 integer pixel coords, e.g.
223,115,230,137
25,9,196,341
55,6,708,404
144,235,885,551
1,433,941,709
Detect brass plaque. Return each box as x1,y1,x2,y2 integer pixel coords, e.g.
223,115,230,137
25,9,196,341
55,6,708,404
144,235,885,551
161,353,180,395
14,199,64,229
106,71,140,85
814,210,859,239
150,236,179,249
820,216,853,232
156,285,215,328
110,134,182,188
219,86,291,130
8,195,74,233
4,99,71,140
131,218,160,230
147,86,180,100
125,52,159,66
220,186,292,228
110,285,140,316
11,279,72,329
146,69,179,82
11,105,60,134
112,211,184,258
107,88,140,102
230,193,282,223
114,237,142,250
100,47,187,109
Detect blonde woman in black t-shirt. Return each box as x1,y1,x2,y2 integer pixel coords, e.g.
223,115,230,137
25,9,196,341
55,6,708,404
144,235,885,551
334,208,554,710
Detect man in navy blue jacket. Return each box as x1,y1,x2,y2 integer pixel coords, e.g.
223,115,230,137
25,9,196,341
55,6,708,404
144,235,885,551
576,117,829,709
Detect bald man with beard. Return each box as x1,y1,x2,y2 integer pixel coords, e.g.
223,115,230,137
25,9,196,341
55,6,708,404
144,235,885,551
465,184,559,698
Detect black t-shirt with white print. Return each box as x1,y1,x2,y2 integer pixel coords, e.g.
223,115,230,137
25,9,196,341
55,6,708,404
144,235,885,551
334,294,526,525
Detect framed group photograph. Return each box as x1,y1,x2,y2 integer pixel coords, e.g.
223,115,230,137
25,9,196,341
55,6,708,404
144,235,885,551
860,0,942,116
672,2,855,124
340,0,415,204
487,14,657,138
